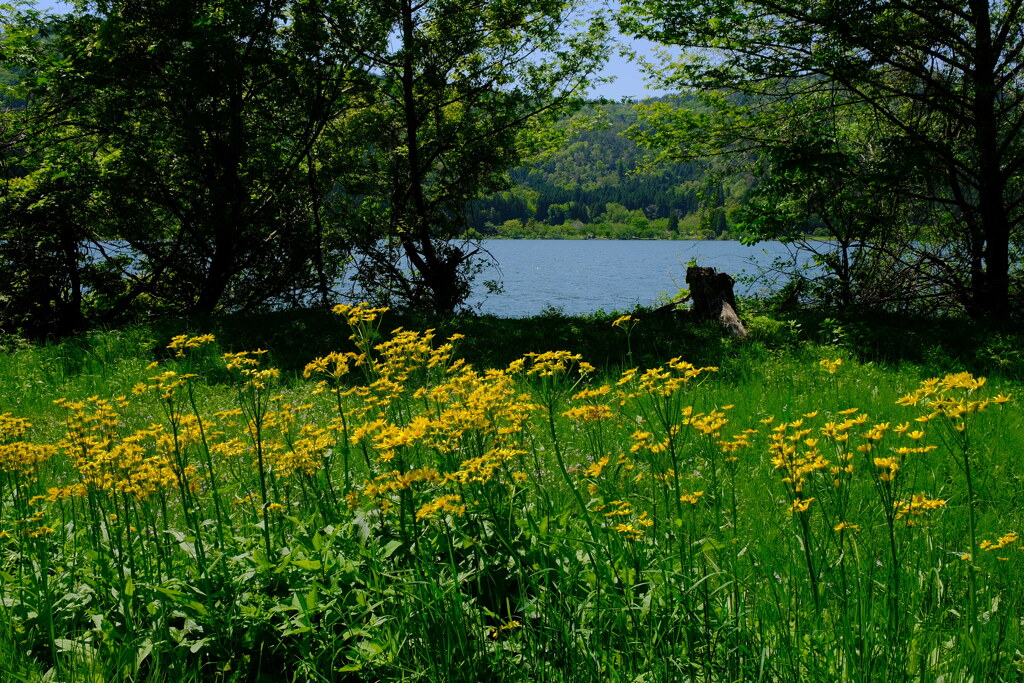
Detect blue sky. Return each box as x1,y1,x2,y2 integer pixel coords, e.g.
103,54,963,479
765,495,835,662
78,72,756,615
592,37,667,101
588,0,671,101
30,0,668,101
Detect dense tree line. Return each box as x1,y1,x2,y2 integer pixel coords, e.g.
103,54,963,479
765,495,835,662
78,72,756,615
0,0,608,334
3,0,1022,330
621,0,1024,320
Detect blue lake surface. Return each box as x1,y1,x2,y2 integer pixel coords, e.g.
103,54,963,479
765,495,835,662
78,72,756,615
465,239,811,317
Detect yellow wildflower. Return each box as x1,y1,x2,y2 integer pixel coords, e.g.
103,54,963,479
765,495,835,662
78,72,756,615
894,493,946,519
979,531,1019,551
167,333,216,357
333,302,389,325
584,455,610,478
416,494,466,521
873,456,900,482
563,405,614,421
790,498,814,513
612,523,643,540
820,358,843,374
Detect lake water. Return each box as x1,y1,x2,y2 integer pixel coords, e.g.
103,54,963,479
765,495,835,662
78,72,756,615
465,239,810,317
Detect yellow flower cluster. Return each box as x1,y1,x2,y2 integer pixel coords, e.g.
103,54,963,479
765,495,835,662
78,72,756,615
303,351,364,381
718,428,756,462
897,372,1012,429
56,397,182,500
684,408,729,438
358,467,443,506
679,490,704,505
415,494,465,521
563,404,614,421
4,305,1015,624
449,447,525,485
979,531,1020,551
629,358,717,397
873,456,900,482
223,350,280,389
600,499,634,517
894,493,946,520
769,418,829,496
629,429,670,455
820,358,843,374
593,499,653,540
512,350,593,378
267,424,332,477
132,369,196,400
488,618,522,640
584,455,611,478
790,497,814,513
167,333,216,358
376,329,447,380
0,412,31,440
0,414,56,477
333,302,389,326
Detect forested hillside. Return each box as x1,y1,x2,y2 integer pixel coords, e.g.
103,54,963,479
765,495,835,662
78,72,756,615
470,99,745,239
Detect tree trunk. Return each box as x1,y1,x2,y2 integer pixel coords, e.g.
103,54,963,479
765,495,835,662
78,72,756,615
970,0,1011,320
396,0,462,315
686,265,747,337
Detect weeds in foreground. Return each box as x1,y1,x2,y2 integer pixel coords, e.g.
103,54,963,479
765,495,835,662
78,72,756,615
0,307,1020,681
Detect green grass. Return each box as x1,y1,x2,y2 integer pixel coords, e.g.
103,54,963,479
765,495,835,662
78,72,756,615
0,306,1021,681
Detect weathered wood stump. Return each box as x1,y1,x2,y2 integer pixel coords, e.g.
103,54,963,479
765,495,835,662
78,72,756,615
686,266,747,338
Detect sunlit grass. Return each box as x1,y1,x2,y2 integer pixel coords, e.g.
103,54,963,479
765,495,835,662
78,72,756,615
0,308,1021,681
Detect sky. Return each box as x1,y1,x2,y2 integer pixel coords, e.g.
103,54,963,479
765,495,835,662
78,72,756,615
590,38,667,101
583,0,672,101
30,0,670,102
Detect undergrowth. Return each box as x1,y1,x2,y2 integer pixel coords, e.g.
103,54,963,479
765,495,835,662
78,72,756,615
0,306,1021,681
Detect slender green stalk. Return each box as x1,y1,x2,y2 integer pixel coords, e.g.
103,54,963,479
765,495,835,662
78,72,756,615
185,381,230,548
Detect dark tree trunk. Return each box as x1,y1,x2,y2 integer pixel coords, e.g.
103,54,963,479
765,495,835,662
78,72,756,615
56,210,84,336
686,266,747,337
970,0,1011,320
194,72,246,316
394,0,466,315
308,152,332,308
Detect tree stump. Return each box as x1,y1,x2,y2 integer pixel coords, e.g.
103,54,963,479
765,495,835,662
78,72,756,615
686,266,747,338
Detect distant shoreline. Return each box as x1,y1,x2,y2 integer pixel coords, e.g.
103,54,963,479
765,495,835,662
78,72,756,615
467,233,747,241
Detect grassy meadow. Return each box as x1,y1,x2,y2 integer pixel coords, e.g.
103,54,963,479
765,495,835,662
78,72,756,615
0,305,1022,681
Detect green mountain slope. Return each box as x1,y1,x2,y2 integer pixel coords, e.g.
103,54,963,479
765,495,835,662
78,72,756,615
469,99,739,239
